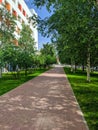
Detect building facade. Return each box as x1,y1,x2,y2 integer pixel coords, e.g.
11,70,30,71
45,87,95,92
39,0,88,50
0,0,38,49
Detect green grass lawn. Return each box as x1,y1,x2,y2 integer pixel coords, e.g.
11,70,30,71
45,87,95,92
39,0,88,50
64,67,98,130
0,69,48,96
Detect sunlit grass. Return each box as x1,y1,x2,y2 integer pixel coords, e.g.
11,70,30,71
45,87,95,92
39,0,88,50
64,67,98,130
0,69,48,96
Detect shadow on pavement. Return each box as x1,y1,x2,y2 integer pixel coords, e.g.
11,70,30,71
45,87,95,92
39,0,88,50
0,67,89,130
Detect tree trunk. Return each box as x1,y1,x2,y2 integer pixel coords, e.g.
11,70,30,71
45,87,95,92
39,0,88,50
25,66,28,77
0,68,2,78
86,45,90,82
82,64,85,71
75,62,77,72
82,61,85,71
71,57,75,72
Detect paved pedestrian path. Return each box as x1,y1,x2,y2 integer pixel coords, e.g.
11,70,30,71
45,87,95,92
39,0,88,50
0,67,89,130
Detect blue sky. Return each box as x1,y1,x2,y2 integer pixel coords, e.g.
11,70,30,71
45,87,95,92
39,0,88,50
24,0,52,49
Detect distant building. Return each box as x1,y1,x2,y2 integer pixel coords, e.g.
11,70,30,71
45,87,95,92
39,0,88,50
0,0,38,49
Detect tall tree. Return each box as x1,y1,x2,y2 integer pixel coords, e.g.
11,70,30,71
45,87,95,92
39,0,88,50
19,23,35,75
0,6,16,46
0,6,16,78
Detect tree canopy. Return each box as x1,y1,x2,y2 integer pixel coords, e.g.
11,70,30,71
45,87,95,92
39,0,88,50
33,0,98,82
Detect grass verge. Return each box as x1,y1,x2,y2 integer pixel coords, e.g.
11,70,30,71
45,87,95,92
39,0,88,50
64,67,98,130
0,68,48,96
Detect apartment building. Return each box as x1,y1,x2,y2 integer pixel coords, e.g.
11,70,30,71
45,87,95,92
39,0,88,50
0,0,38,49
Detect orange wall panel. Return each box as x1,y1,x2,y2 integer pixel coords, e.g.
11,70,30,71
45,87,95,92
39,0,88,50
6,3,11,11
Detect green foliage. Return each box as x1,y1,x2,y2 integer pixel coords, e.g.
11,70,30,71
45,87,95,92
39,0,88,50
33,0,98,81
45,54,56,66
2,44,20,70
0,6,16,78
0,7,37,77
33,54,46,68
33,0,56,11
0,50,4,68
41,43,55,56
0,6,16,45
18,24,36,74
19,23,35,51
64,67,98,130
40,43,57,67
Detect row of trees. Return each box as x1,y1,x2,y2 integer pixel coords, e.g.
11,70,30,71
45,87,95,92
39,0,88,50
33,0,98,82
0,6,56,78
